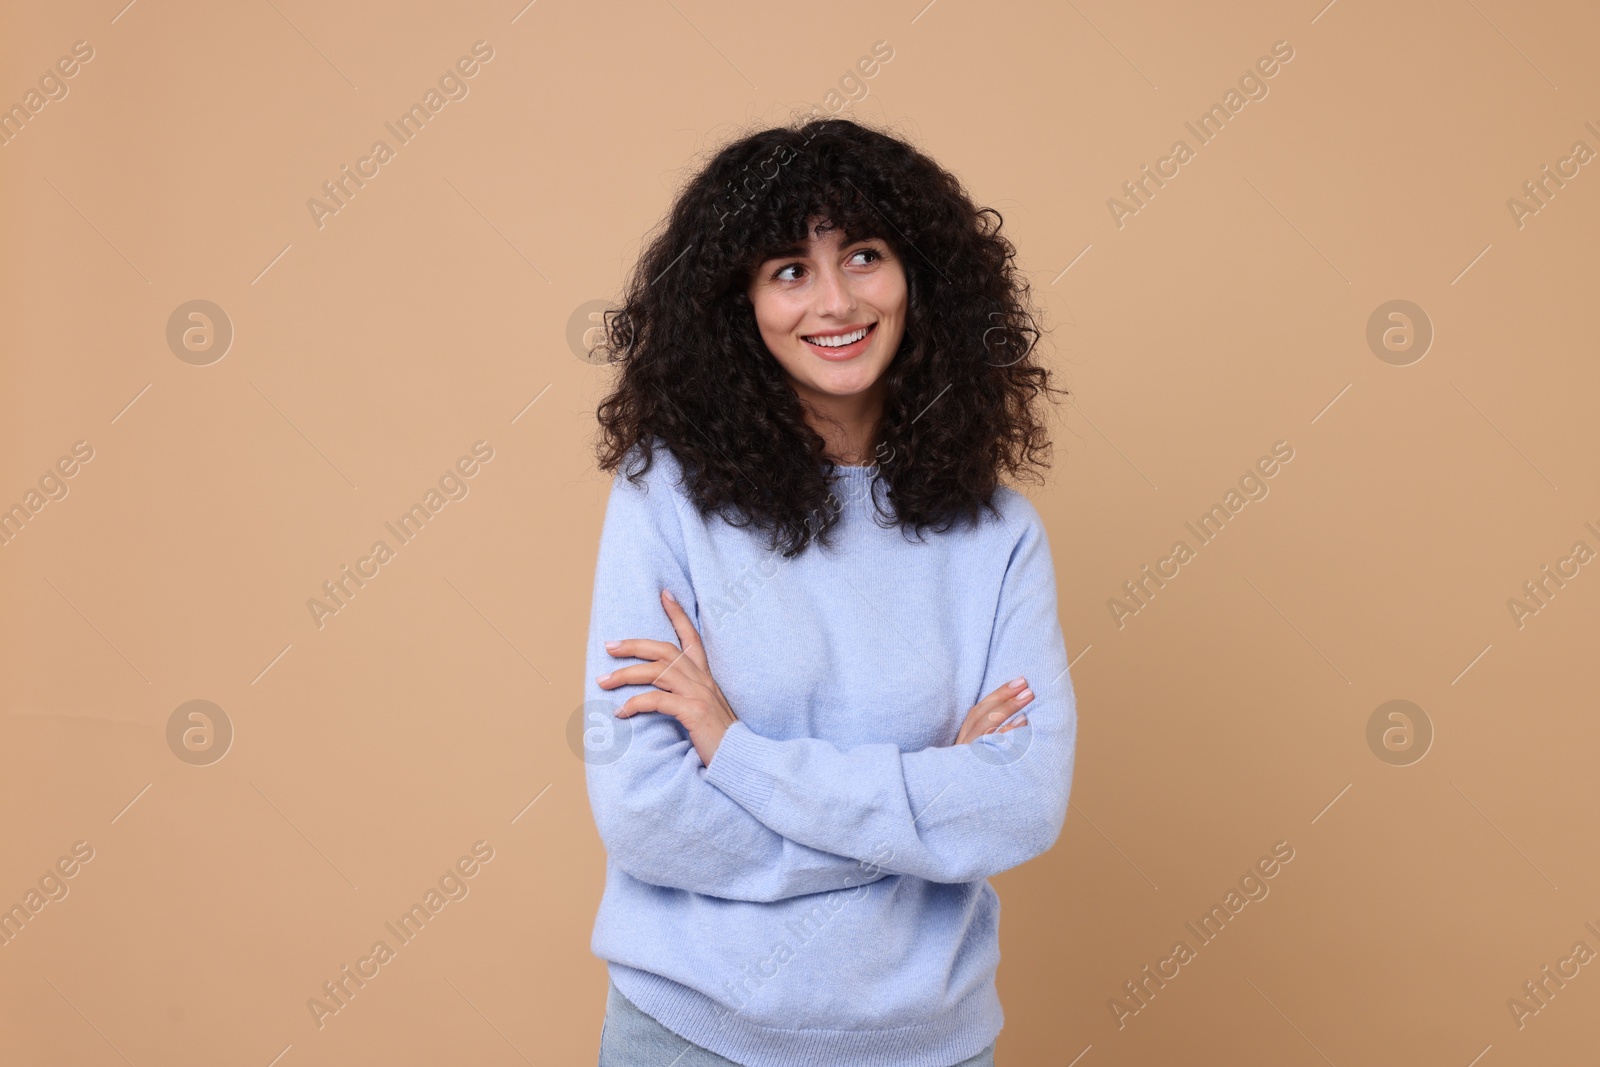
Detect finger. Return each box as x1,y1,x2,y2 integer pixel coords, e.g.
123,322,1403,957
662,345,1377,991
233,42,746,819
984,715,1029,738
986,678,1030,703
597,663,690,692
614,690,683,720
603,639,704,689
957,693,1008,743
604,638,682,663
659,590,710,671
647,644,701,689
956,679,1031,742
985,715,1016,733
970,678,1030,720
966,700,1030,742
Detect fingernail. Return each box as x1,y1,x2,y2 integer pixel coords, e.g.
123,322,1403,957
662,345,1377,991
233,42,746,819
596,673,611,684
1008,676,1026,688
1017,688,1033,701
988,711,1003,721
605,640,621,651
662,589,677,603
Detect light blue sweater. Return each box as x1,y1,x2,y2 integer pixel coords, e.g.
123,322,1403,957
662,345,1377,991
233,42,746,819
582,439,1077,1067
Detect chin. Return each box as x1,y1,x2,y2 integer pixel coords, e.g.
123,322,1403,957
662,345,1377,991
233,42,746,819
805,369,884,396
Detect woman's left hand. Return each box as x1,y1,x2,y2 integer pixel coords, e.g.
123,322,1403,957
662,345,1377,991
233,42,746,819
598,589,739,767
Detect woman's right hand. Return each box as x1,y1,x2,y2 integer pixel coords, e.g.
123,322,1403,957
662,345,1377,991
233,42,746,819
952,677,1033,746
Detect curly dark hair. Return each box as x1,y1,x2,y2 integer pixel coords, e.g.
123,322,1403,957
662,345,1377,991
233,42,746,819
591,115,1068,557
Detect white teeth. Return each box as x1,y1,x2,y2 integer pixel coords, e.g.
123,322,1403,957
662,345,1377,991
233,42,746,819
804,326,869,347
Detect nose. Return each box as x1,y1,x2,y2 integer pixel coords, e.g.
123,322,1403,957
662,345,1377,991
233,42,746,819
813,261,857,319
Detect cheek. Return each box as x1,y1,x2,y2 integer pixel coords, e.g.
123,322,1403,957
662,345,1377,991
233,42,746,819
877,321,907,360
868,266,908,313
748,294,788,342
867,282,907,327
758,311,797,348
755,294,806,340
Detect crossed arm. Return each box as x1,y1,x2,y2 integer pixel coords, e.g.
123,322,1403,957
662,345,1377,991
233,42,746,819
581,462,1076,902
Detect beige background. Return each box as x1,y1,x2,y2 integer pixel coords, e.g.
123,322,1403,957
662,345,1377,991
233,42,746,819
2,0,1597,1063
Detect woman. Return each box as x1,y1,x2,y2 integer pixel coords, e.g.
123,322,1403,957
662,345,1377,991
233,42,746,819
581,116,1077,1067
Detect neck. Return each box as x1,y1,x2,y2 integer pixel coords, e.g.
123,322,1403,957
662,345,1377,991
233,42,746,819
795,379,887,465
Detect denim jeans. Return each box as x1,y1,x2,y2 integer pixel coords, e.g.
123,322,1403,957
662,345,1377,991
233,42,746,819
598,979,998,1067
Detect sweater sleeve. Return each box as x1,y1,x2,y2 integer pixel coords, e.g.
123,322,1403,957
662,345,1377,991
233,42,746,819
582,449,890,903
703,495,1077,884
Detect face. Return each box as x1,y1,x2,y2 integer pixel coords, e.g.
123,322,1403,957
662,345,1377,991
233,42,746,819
746,220,907,410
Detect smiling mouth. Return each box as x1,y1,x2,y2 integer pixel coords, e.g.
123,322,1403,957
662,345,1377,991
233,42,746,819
801,323,876,349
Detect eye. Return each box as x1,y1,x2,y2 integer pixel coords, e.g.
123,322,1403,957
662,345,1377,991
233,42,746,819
765,245,883,282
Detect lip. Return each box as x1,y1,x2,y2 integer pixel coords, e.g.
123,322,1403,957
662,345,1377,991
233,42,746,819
801,322,876,361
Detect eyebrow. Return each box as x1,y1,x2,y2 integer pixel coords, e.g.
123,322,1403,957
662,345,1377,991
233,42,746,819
757,236,882,262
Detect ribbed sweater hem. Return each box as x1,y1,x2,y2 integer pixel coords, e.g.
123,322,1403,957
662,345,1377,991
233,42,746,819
608,962,1004,1067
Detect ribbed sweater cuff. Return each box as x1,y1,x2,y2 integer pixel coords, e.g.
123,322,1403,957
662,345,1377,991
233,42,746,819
705,720,778,817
